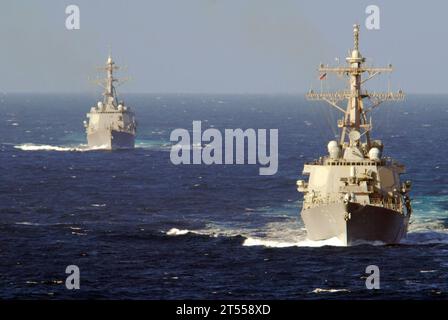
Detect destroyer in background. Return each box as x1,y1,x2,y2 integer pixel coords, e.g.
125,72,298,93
296,25,412,245
84,55,136,150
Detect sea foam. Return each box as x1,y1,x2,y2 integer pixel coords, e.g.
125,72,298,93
14,143,107,152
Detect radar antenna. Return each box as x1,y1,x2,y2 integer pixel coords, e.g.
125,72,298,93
93,54,128,107
306,24,404,148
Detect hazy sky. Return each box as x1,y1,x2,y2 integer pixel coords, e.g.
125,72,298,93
0,0,446,93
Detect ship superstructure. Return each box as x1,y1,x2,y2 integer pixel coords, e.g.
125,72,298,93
84,55,136,150
296,25,412,245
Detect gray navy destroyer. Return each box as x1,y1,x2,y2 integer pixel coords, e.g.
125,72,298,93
296,25,412,246
84,55,136,150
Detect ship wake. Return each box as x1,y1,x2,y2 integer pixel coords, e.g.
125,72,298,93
14,143,108,152
164,205,448,248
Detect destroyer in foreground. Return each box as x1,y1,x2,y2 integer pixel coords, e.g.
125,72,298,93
296,25,412,246
84,55,136,150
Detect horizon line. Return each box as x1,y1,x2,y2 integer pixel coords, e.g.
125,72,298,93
1,91,448,96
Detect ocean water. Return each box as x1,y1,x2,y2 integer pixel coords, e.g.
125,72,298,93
0,93,447,299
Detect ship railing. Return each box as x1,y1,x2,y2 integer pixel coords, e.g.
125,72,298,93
305,157,381,166
306,90,404,102
306,90,351,101
305,192,404,213
370,197,403,212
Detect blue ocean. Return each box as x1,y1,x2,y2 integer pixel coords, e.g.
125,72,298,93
0,93,447,299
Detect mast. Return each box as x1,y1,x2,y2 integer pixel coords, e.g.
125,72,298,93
94,54,120,106
306,24,404,148
104,54,119,105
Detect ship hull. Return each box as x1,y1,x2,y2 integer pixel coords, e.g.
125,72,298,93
301,202,409,246
87,130,135,150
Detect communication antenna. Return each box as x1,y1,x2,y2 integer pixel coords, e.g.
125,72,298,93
306,24,404,147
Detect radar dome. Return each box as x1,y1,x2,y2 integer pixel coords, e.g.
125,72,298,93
351,50,362,59
349,130,361,143
327,140,338,149
327,140,340,159
368,147,381,161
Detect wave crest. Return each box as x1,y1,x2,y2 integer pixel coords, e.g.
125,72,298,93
243,236,346,248
312,288,350,294
166,228,191,236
